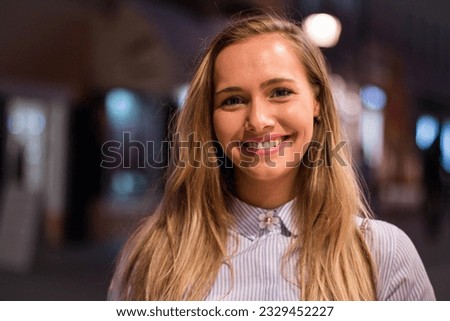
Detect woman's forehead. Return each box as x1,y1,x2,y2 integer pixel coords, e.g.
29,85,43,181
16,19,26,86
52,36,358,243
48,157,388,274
213,34,307,87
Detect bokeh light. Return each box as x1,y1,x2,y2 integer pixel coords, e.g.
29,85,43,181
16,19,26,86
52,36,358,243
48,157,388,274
416,115,439,151
8,108,46,136
360,85,387,111
105,88,140,127
440,120,450,172
303,13,342,48
174,83,189,108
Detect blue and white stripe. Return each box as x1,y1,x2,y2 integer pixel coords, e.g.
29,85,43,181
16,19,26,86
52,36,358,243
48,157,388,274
205,196,436,301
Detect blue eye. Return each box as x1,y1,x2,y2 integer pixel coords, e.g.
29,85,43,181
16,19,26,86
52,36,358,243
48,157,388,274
271,88,293,98
221,96,244,107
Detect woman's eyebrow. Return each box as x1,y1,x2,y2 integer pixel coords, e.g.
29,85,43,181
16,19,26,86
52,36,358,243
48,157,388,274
214,86,242,96
260,78,295,89
214,78,296,96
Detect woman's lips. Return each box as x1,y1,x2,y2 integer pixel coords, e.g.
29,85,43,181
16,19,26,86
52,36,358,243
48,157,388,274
240,135,291,156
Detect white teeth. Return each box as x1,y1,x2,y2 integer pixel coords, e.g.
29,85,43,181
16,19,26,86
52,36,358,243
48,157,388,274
245,138,285,149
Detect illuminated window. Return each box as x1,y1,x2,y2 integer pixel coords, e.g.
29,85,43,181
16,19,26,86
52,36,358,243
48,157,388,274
361,110,384,167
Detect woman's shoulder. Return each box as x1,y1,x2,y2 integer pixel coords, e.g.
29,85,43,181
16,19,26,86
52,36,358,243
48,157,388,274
360,217,420,271
362,218,408,248
355,217,410,255
358,217,435,300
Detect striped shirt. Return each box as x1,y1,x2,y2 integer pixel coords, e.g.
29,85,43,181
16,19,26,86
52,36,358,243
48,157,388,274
205,196,436,300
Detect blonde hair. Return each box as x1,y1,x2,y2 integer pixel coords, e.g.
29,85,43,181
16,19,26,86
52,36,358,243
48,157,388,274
109,13,377,300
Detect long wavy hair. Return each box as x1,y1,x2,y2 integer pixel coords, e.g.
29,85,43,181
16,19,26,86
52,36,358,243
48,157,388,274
109,13,377,300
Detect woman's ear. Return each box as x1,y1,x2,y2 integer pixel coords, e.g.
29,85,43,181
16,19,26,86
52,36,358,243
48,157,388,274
313,101,320,117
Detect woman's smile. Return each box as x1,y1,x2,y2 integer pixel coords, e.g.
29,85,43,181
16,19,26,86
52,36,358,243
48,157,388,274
239,134,292,157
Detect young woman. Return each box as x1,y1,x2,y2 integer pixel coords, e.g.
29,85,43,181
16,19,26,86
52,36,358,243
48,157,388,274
109,14,435,301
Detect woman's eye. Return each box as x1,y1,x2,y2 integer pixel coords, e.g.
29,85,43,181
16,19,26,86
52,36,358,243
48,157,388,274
221,96,244,107
271,88,293,98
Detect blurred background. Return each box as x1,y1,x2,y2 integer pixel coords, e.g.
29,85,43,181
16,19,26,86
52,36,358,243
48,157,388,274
0,0,448,300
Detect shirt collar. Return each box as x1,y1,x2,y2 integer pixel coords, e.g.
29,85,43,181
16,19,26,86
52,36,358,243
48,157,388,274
227,195,296,241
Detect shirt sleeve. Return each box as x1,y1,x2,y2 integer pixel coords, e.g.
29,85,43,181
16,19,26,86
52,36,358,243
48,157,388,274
365,220,436,300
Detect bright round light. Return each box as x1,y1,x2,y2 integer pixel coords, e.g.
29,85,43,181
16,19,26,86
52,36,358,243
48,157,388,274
303,13,342,48
416,115,439,151
105,88,139,127
360,85,387,110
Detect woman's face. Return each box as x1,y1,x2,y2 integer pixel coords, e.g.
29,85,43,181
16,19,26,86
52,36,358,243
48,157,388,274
213,33,320,184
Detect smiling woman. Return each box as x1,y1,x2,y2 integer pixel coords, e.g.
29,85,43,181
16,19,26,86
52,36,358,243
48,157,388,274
109,13,435,301
213,33,319,209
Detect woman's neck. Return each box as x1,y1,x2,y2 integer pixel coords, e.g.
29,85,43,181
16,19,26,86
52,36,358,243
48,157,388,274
234,171,297,209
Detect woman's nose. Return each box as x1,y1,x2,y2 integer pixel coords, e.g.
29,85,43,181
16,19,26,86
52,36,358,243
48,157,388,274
245,99,275,133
